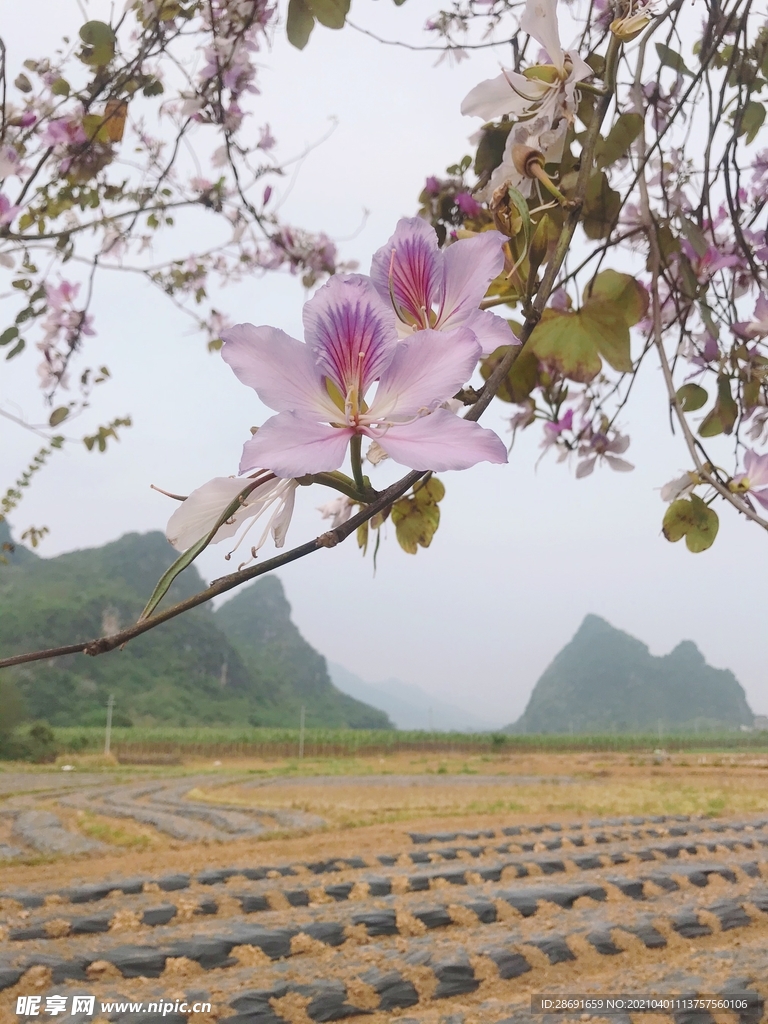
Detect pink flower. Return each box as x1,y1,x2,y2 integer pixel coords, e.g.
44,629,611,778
221,274,507,478
370,217,517,355
0,194,20,227
576,428,633,477
424,176,441,195
257,124,276,150
733,293,768,340
41,118,87,148
455,192,483,217
733,449,768,511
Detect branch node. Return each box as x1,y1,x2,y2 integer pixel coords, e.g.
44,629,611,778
318,530,340,548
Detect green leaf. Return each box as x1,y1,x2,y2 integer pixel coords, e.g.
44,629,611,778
79,21,116,66
530,308,603,383
48,407,70,427
655,42,693,77
307,0,350,29
51,78,70,96
4,339,25,359
662,495,719,552
391,497,440,555
286,0,316,48
14,73,32,93
480,342,540,403
474,124,511,177
582,172,620,239
698,376,738,437
739,100,766,145
584,269,649,327
413,476,445,505
595,112,644,169
676,382,708,412
530,288,634,382
0,327,19,346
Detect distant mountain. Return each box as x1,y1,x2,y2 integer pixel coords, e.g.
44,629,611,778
0,519,38,566
0,527,391,730
328,662,496,732
508,614,754,734
216,583,392,729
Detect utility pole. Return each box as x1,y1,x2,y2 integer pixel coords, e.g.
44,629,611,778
105,694,115,756
298,705,305,759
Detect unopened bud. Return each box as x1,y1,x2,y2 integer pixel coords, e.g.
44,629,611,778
511,144,545,179
610,11,653,41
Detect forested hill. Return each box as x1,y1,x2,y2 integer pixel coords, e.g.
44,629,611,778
509,614,754,734
0,527,391,730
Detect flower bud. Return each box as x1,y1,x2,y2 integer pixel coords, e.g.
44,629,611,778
610,11,653,42
511,144,545,179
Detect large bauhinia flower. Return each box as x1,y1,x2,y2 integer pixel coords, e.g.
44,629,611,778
221,274,507,478
461,0,591,199
370,217,518,355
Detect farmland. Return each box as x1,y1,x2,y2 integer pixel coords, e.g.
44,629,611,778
1,747,768,1024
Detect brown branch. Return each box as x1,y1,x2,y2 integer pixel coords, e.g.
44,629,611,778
0,469,421,669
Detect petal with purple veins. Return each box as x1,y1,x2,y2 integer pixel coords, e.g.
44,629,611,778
370,217,444,328
302,274,398,396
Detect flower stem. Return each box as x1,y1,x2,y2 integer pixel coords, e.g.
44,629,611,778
298,471,371,502
349,433,367,494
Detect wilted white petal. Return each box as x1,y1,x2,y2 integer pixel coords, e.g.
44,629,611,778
575,456,596,478
521,0,565,73
166,475,294,552
366,441,389,465
317,494,355,528
660,471,695,502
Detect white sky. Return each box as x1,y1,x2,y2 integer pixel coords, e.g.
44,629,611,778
1,0,767,725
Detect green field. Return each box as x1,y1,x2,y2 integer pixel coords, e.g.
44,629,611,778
48,724,768,760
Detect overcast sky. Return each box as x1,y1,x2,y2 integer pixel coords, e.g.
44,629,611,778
2,0,767,726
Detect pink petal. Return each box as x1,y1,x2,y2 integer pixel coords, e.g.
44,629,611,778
604,454,634,472
439,231,507,332
240,412,354,477
221,324,338,420
370,328,480,421
302,274,398,396
370,407,507,470
752,488,768,511
754,291,768,322
370,217,444,328
166,476,271,551
744,449,768,488
462,309,519,355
